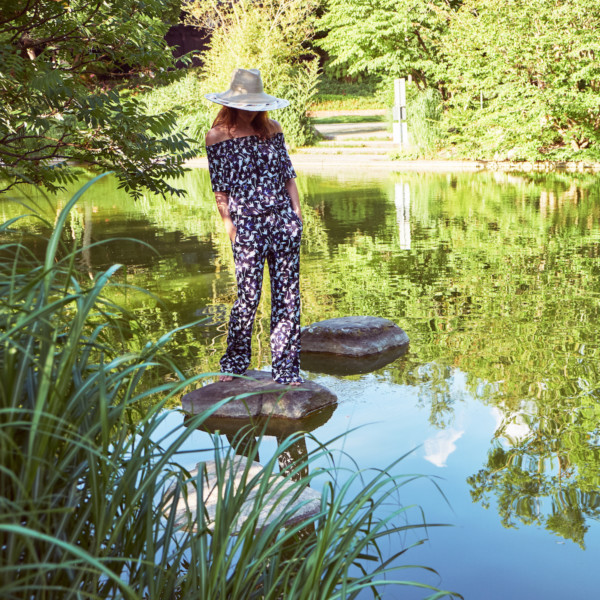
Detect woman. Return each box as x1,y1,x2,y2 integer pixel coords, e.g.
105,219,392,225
204,68,303,386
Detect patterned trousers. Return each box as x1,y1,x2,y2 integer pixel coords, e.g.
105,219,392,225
220,206,303,384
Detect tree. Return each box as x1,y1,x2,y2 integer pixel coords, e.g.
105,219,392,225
441,0,600,159
0,0,196,197
317,0,460,88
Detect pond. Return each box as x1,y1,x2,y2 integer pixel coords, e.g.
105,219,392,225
4,167,600,598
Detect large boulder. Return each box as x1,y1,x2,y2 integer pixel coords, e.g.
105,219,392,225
301,316,409,357
181,370,337,420
190,403,337,439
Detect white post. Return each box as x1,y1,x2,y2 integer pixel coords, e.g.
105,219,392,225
393,78,408,149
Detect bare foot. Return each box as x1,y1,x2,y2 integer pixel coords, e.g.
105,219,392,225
219,375,233,382
289,381,302,386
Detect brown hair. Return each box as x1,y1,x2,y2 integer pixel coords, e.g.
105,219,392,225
211,107,277,139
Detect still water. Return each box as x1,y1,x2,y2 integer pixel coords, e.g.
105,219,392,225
5,168,600,598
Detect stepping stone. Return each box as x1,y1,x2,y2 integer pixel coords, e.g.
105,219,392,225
181,370,337,420
172,457,321,533
301,316,409,357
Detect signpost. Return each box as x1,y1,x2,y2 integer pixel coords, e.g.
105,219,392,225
393,78,408,149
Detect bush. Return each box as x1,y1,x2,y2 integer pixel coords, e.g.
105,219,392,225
0,0,195,199
408,87,443,156
441,0,600,161
0,176,456,599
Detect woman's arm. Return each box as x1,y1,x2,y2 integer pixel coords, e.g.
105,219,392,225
285,178,302,222
206,127,236,242
215,191,236,242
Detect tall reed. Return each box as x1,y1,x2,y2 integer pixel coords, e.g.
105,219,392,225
0,176,457,599
408,88,443,156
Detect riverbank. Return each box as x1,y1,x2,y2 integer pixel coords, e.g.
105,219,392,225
185,112,600,174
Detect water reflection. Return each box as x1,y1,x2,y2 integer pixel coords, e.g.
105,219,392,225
187,404,337,483
301,343,409,376
424,428,464,468
5,169,600,594
394,181,411,250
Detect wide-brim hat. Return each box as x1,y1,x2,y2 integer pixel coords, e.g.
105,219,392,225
204,68,289,111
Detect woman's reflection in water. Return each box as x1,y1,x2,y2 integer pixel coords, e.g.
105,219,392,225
225,427,309,482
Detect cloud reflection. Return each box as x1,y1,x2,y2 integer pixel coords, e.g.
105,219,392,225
424,428,464,467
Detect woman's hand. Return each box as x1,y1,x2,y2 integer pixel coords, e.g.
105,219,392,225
215,192,236,242
285,178,303,223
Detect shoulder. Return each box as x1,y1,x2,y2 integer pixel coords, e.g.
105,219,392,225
205,126,230,147
269,119,283,135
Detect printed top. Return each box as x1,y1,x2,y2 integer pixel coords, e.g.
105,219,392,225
206,132,297,217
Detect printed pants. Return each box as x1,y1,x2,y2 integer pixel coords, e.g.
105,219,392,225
220,206,303,384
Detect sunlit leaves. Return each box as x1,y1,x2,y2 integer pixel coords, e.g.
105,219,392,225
0,0,195,198
317,0,452,87
441,0,600,159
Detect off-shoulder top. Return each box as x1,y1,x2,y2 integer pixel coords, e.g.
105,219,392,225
205,132,297,217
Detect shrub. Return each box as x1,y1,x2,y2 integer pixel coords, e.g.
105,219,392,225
407,87,443,156
141,71,213,153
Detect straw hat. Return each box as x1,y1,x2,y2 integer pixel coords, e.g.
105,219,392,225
204,68,289,111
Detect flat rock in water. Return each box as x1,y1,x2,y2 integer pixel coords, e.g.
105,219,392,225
172,458,321,533
301,316,409,357
181,370,337,420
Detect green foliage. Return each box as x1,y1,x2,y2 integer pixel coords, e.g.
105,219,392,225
406,87,443,156
0,0,196,198
183,0,321,148
317,0,600,160
273,60,321,147
140,70,213,152
317,0,451,87
311,76,385,111
441,0,600,160
0,177,455,599
310,95,385,111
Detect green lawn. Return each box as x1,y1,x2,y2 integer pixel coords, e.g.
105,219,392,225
311,114,387,124
311,76,386,111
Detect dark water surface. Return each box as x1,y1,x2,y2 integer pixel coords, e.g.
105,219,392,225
5,168,600,598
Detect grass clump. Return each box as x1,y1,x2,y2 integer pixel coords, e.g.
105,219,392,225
0,176,457,599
